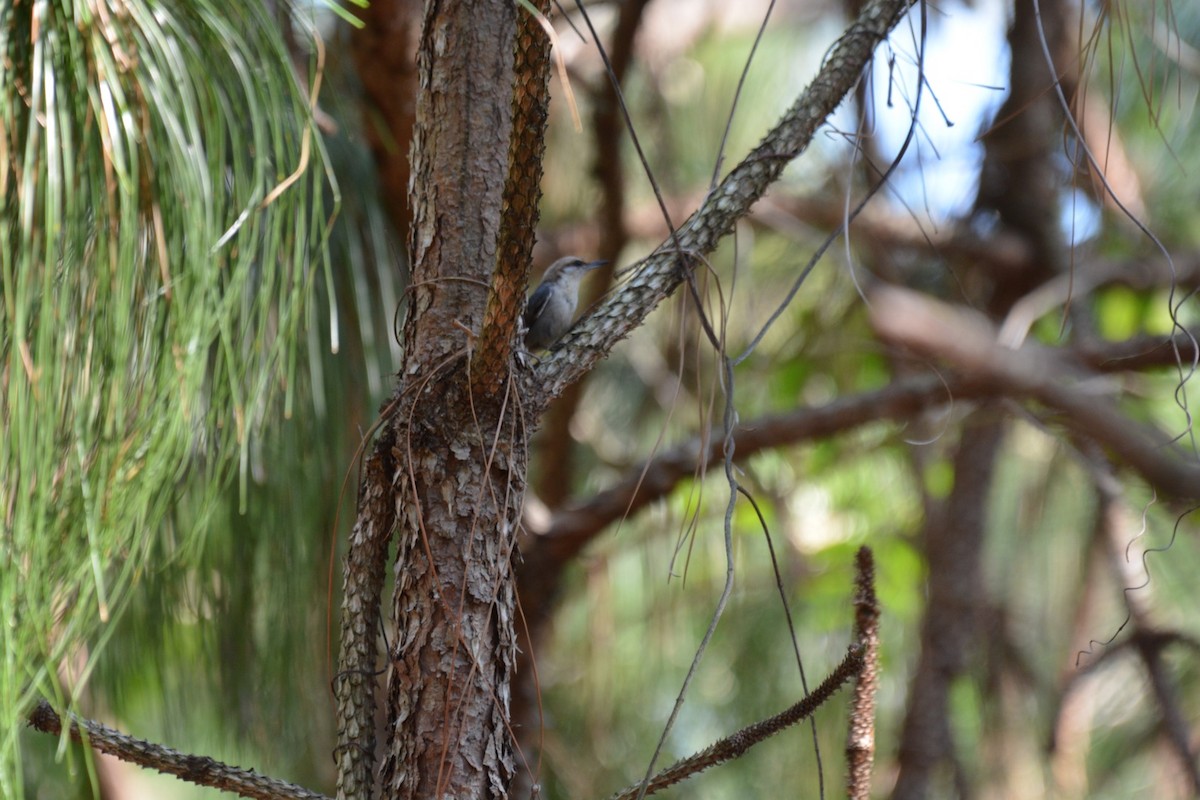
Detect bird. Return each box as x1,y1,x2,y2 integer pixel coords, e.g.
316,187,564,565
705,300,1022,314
523,256,607,351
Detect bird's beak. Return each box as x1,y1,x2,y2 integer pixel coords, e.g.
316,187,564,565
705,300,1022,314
585,259,608,271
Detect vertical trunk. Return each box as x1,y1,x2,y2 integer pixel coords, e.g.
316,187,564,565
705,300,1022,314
377,1,522,797
892,0,1079,795
892,411,1004,799
352,0,421,239
381,385,525,799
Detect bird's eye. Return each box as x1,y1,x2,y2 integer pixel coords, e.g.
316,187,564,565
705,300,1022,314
571,258,585,267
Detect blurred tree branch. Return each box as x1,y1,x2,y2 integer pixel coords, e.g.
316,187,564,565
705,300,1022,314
27,702,331,800
870,285,1200,501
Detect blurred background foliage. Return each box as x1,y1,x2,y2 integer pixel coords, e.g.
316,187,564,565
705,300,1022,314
10,0,1200,797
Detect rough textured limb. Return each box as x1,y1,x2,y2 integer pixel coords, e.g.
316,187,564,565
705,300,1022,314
334,421,398,800
606,647,865,800
846,547,881,800
525,0,920,408
379,0,524,796
473,0,555,396
27,702,330,800
381,378,526,799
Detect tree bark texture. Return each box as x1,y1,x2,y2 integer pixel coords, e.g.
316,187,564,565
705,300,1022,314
474,0,555,397
378,1,523,798
335,427,397,800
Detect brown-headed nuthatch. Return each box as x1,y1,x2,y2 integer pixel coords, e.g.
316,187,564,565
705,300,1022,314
523,256,606,351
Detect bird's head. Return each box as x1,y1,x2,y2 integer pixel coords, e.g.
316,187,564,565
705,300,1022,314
541,256,607,288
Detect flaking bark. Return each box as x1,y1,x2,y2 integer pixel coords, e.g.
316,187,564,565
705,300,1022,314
378,1,522,798
474,0,555,397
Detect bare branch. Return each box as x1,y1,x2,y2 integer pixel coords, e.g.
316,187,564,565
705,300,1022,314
521,374,986,575
870,285,1200,500
1077,331,1200,373
518,322,1199,631
998,256,1200,348
27,701,330,800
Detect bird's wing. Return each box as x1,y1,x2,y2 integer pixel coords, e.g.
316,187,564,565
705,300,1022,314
523,283,552,328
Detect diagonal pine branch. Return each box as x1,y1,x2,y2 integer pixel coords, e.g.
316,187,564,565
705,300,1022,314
598,552,875,800
27,702,330,800
605,646,865,800
525,0,920,407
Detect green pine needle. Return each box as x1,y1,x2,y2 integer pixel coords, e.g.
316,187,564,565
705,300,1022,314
0,1,332,793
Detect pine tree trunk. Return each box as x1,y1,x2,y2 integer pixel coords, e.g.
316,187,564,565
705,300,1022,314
378,1,523,797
